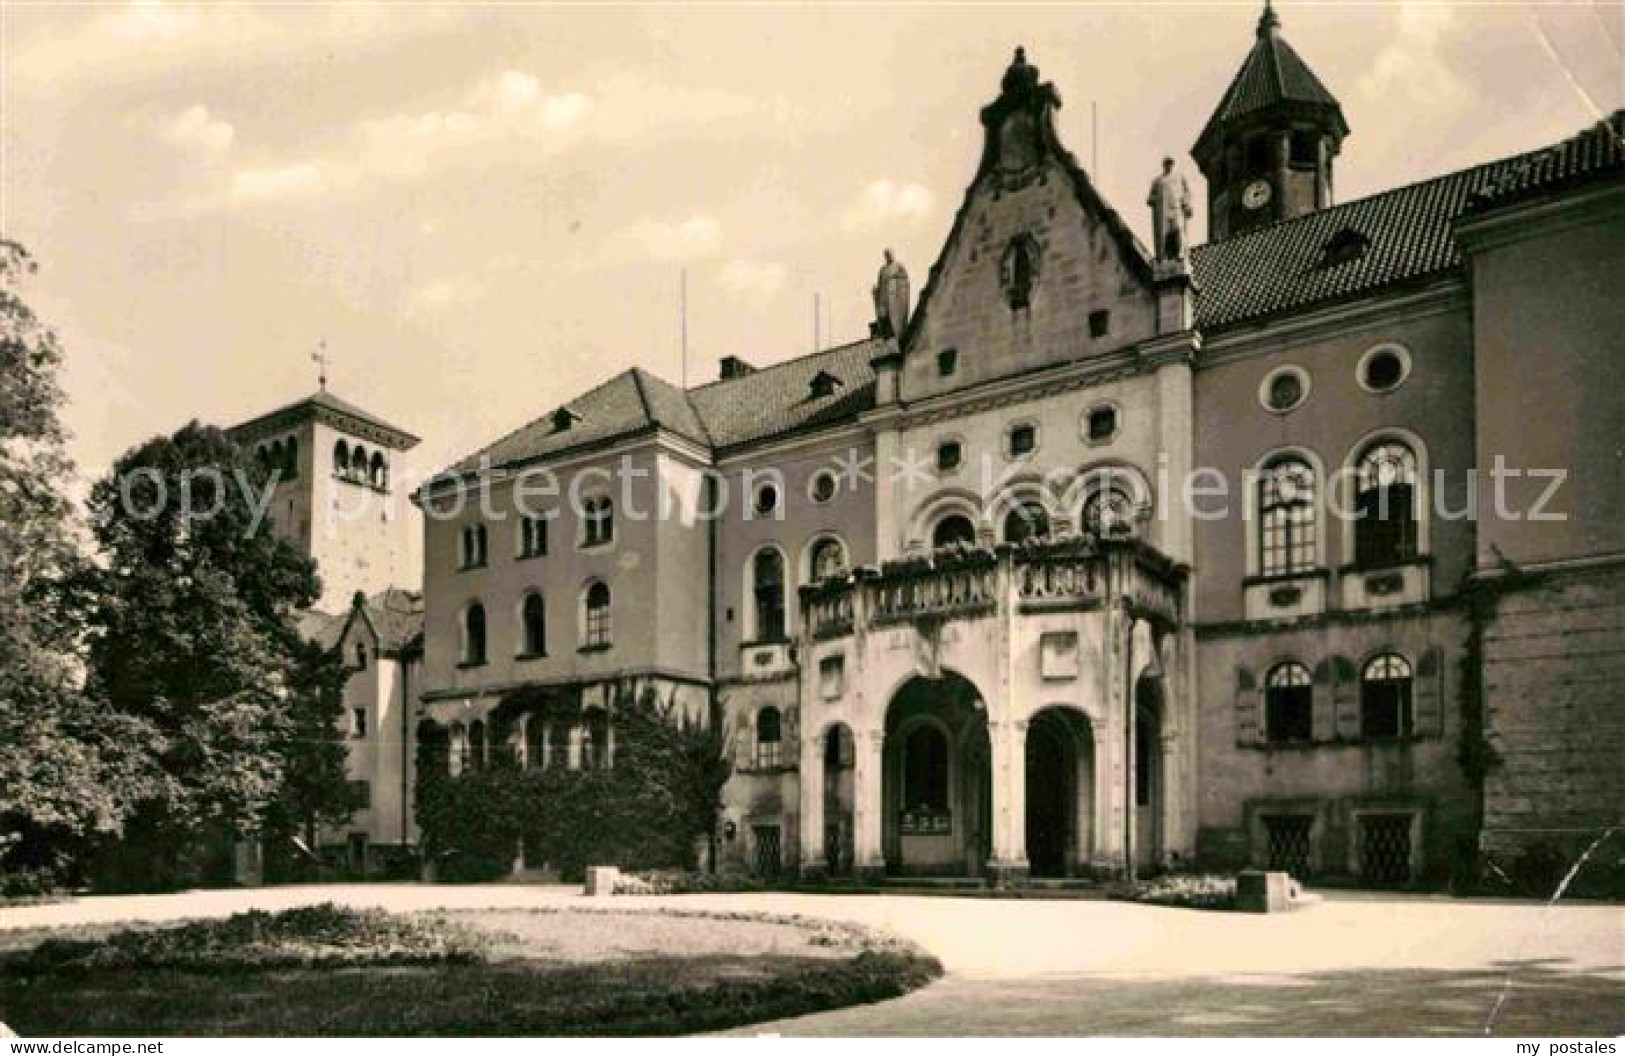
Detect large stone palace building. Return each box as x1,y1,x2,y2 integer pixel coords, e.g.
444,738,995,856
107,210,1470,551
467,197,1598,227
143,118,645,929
235,6,1623,886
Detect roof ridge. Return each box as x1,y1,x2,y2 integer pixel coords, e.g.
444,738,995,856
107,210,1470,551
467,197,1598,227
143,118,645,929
685,336,878,394
431,367,638,481
632,364,715,445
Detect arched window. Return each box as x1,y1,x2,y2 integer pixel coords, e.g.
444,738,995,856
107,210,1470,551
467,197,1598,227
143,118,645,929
463,603,487,665
752,549,786,642
810,537,847,583
370,451,387,490
1259,457,1317,576
1354,441,1418,569
467,720,487,771
350,445,369,481
1002,501,1050,545
1082,486,1136,538
333,440,350,477
902,725,949,811
583,581,611,648
1264,662,1313,744
283,437,298,480
756,706,783,768
583,497,614,547
1361,653,1413,739
520,593,546,656
931,513,977,550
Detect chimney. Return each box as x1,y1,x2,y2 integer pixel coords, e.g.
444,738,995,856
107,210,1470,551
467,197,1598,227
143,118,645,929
719,356,758,380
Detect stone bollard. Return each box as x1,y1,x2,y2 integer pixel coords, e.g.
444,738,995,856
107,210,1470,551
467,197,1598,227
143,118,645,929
1235,869,1294,913
584,865,621,896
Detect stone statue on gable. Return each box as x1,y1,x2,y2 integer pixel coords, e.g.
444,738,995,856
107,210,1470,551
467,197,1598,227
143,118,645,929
1148,157,1193,262
871,249,911,339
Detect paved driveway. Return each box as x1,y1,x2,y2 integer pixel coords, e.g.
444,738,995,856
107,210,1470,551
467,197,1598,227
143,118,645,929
3,885,1620,1036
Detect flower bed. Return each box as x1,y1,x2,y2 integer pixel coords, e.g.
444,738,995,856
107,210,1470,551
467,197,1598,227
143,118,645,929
10,903,495,975
1115,872,1237,911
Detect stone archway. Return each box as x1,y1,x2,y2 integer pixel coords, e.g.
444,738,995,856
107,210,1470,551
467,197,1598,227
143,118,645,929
882,671,990,877
1025,707,1095,878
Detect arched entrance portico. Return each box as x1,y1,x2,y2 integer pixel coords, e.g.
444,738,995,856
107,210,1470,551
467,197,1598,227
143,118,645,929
883,672,991,877
1024,708,1095,877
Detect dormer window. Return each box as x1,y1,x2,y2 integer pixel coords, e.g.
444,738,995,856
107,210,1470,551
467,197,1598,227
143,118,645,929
552,407,581,432
809,370,843,399
1320,227,1369,268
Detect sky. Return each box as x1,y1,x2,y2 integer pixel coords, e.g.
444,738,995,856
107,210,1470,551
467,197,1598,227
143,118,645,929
3,1,1620,492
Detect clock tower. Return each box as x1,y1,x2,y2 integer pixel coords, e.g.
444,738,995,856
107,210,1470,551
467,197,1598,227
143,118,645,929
1192,1,1348,241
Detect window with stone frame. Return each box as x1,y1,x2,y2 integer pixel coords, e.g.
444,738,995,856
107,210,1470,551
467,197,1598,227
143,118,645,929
752,548,787,641
1354,441,1418,568
582,497,614,548
519,516,548,559
582,581,612,648
1360,653,1413,739
1258,458,1317,576
755,706,783,769
520,593,546,656
1264,662,1314,744
1002,501,1050,545
463,603,487,665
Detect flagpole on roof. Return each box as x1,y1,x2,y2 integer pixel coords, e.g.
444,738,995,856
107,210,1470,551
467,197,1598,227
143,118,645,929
680,267,688,388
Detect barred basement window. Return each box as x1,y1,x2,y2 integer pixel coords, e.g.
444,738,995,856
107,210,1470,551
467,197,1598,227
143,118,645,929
1358,813,1415,886
1263,815,1313,875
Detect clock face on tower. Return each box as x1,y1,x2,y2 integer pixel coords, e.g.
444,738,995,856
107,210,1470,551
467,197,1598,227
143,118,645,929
1242,179,1274,210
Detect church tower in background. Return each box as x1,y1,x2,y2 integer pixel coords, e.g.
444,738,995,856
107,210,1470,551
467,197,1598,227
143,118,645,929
1191,1,1348,241
228,390,419,614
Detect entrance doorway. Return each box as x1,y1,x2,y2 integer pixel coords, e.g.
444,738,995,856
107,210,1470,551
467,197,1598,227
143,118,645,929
1025,708,1094,877
882,671,990,876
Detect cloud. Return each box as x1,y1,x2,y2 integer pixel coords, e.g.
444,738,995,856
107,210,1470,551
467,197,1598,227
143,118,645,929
1358,3,1469,115
230,163,323,203
717,259,788,300
357,69,592,179
159,104,234,154
625,215,724,262
407,276,483,317
842,179,934,233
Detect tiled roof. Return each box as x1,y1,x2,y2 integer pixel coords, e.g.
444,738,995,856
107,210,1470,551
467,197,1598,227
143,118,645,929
1191,111,1623,331
1467,110,1625,212
442,367,709,476
687,339,880,451
305,587,424,654
230,390,420,449
436,339,881,479
1194,5,1347,159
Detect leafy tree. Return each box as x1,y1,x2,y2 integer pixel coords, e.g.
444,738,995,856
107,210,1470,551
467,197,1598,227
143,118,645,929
82,421,345,888
0,240,151,893
263,635,356,877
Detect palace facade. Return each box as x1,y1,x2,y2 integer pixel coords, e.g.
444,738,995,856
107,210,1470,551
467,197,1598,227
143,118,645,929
240,6,1624,886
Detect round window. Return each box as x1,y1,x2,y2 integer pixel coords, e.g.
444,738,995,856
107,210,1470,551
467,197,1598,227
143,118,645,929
809,471,837,504
754,483,779,515
1259,366,1310,414
1358,344,1412,394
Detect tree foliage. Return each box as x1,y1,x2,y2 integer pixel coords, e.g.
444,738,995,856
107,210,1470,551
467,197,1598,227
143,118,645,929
416,682,731,882
0,240,151,893
82,422,348,888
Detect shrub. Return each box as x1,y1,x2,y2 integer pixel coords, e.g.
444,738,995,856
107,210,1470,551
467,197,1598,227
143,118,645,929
11,903,497,975
611,869,770,895
1117,872,1237,910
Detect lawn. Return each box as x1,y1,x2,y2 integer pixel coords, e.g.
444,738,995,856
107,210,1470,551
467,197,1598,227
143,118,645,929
0,905,942,1036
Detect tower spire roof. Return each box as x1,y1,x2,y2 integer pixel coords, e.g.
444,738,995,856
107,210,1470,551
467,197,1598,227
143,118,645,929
1192,2,1347,163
